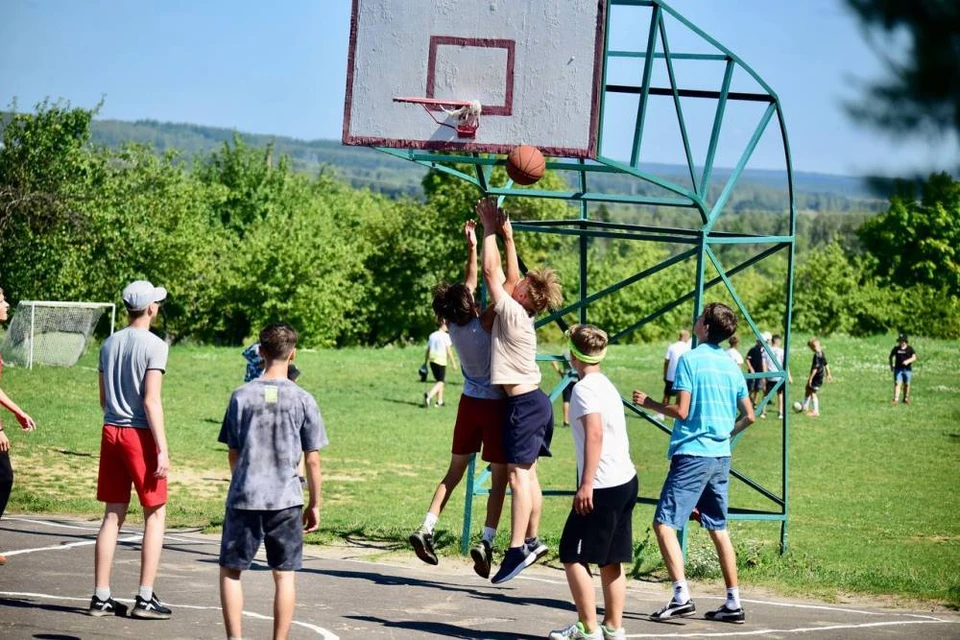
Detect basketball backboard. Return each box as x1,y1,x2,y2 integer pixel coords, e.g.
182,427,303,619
343,0,606,158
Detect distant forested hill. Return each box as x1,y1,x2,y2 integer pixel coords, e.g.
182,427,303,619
1,114,885,211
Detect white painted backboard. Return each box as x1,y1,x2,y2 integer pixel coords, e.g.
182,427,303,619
343,0,606,157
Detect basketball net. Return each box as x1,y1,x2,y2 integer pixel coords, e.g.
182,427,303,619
426,100,482,138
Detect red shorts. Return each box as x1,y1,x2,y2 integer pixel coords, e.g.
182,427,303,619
452,395,507,464
96,425,167,508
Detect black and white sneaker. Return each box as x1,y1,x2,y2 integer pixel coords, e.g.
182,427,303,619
705,604,745,624
491,545,531,584
650,599,696,621
88,595,128,617
470,539,493,578
131,592,171,620
524,536,548,564
409,527,438,565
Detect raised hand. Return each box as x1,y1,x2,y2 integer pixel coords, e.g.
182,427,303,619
497,210,513,241
476,197,499,229
464,219,477,248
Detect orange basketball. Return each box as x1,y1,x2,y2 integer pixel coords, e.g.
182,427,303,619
506,145,545,185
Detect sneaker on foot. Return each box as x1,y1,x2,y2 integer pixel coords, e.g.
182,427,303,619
650,599,696,621
601,624,626,639
548,621,602,639
470,539,493,579
654,413,665,421
131,592,171,620
490,545,531,584
904,397,911,405
0,554,6,565
524,536,548,565
88,595,128,617
437,400,444,407
892,398,899,404
423,393,430,408
409,527,438,565
804,411,819,417
705,604,745,624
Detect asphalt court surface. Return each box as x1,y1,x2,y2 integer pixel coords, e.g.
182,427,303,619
1,516,958,639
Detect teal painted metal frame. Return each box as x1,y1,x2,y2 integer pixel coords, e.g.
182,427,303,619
373,0,795,556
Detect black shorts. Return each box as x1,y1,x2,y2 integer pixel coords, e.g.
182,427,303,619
807,375,824,392
559,475,638,566
504,389,553,464
429,362,446,383
766,379,784,395
663,379,675,398
219,506,303,571
561,378,577,403
747,377,765,392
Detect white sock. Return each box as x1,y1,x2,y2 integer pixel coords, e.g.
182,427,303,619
95,587,111,601
802,397,809,410
138,586,153,601
726,586,741,609
423,512,438,533
482,527,496,544
672,580,690,603
812,396,819,413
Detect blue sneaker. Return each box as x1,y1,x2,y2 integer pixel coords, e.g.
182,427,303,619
525,536,548,564
490,545,531,584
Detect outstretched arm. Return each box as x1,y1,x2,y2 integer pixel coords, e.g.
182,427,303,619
0,386,36,431
499,211,520,294
477,198,507,305
464,219,479,294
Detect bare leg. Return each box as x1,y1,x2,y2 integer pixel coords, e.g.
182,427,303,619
426,454,472,517
427,380,444,403
563,562,598,631
525,463,542,539
508,463,532,547
903,382,911,401
219,567,243,639
599,563,626,631
484,463,509,530
139,503,166,589
654,522,686,583
562,401,570,425
94,503,128,591
708,529,738,589
272,570,296,640
893,380,902,401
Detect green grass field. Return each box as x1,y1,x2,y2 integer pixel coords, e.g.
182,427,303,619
2,334,958,607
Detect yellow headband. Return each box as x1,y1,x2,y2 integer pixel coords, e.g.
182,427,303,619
569,336,606,364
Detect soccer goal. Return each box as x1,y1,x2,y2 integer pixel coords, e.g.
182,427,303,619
0,301,116,368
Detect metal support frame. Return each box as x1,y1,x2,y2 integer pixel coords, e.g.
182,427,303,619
374,0,795,556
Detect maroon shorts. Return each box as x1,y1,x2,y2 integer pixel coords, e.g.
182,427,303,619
96,425,167,508
452,395,508,464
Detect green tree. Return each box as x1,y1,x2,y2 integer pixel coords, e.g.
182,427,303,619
857,172,960,296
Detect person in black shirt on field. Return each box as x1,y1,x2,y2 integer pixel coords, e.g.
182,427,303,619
799,338,832,417
889,333,918,405
745,334,768,412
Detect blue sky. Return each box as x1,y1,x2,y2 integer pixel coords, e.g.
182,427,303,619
2,0,957,176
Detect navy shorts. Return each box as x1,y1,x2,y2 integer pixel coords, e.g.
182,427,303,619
219,505,304,571
559,475,638,566
504,389,553,464
654,455,730,531
747,377,765,392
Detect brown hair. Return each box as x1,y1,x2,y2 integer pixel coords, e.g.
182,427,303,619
259,323,298,361
728,335,740,348
807,337,820,350
702,302,737,344
432,283,476,326
525,268,563,315
569,324,608,357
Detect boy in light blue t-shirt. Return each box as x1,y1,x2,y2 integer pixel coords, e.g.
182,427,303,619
632,303,755,625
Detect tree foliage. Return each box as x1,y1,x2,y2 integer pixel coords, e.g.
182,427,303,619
1,102,958,344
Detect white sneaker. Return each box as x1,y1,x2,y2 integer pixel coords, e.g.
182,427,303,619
601,624,626,639
654,413,665,421
549,621,602,639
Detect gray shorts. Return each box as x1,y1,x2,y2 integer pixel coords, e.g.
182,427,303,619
219,506,303,571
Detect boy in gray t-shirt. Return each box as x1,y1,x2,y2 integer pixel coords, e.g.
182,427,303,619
217,323,327,640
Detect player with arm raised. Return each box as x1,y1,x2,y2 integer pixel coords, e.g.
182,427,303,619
476,197,563,585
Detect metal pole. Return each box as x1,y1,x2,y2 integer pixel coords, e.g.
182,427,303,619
28,302,36,370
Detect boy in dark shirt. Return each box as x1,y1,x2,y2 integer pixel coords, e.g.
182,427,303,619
745,336,767,412
889,333,918,405
800,338,832,417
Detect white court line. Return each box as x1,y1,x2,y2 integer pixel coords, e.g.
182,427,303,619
7,516,101,531
0,590,340,639
623,618,958,637
0,534,142,557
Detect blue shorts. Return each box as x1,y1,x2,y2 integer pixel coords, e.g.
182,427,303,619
654,455,730,531
503,389,553,464
219,506,304,571
894,368,912,384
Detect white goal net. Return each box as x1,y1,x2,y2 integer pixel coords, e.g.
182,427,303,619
0,301,116,368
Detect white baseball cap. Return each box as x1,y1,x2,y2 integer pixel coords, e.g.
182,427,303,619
122,280,167,311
